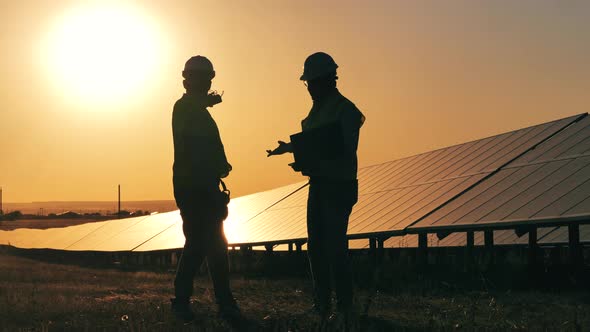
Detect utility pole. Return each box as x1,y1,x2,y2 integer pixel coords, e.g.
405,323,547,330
0,186,3,214
118,184,121,219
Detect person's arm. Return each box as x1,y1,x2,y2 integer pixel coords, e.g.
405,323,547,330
186,134,220,179
266,140,293,157
340,105,362,155
301,105,363,176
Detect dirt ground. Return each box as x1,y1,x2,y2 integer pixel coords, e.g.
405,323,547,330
1,249,590,331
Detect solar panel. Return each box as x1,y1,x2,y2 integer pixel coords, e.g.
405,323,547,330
94,211,181,251
0,228,46,248
132,221,184,252
235,114,582,247
0,113,586,252
33,222,107,250
66,215,152,251
410,114,590,232
133,181,307,251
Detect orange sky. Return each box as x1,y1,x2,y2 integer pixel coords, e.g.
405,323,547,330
1,0,589,202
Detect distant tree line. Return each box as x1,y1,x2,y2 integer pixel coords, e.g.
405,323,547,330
0,209,151,222
0,210,23,221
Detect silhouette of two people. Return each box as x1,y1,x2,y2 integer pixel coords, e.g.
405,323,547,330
171,52,364,327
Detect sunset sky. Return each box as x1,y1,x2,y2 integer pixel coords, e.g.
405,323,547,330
1,0,589,202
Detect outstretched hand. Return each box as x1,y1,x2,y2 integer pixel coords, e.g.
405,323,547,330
288,162,302,172
266,141,292,157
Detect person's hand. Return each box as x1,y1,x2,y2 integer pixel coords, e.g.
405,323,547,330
219,162,232,178
288,162,302,172
266,141,292,157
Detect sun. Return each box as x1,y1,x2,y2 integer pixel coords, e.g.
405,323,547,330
43,5,161,106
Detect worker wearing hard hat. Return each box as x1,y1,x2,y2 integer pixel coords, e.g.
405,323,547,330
171,55,241,323
267,52,365,323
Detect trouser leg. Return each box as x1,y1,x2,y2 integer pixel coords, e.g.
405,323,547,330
307,184,331,309
174,238,205,300
204,222,234,305
309,179,357,312
329,204,354,311
173,183,235,308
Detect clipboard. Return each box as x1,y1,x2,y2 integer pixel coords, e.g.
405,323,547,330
290,122,345,170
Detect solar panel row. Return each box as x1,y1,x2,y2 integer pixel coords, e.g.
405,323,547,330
232,113,588,248
0,113,588,252
0,182,307,252
410,113,590,233
375,225,590,249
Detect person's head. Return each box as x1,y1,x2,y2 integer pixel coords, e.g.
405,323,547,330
300,52,338,101
182,55,215,95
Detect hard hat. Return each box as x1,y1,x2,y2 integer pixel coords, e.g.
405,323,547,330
300,52,338,81
183,55,215,79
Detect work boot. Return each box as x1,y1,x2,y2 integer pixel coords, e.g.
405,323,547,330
303,303,331,319
217,298,243,323
329,305,359,331
171,298,195,322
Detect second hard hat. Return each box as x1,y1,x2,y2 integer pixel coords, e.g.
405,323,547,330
183,55,215,79
300,52,338,81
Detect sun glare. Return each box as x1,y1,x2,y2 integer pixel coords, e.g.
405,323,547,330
43,5,160,107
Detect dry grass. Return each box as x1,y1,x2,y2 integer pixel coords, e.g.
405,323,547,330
1,250,589,331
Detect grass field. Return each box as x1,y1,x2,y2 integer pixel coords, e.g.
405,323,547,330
1,249,590,331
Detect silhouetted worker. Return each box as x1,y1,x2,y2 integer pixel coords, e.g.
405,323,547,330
171,55,241,323
267,52,365,322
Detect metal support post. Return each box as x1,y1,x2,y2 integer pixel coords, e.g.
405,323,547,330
418,233,428,265
568,223,581,266
484,230,494,249
528,227,538,266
